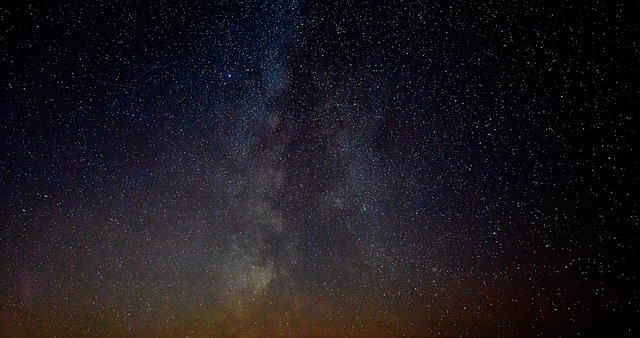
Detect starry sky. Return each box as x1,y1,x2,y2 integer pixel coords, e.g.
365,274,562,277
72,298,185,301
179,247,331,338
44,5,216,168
0,1,637,337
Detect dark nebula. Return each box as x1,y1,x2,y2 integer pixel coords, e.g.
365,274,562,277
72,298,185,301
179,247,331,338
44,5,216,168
0,1,637,337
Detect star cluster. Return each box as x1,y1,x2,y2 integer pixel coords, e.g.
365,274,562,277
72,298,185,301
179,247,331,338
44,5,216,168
1,0,637,337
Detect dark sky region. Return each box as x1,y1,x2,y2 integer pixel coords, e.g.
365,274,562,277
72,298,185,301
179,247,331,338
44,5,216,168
0,1,637,337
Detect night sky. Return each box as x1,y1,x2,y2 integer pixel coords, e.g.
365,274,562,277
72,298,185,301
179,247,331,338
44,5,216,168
1,1,638,337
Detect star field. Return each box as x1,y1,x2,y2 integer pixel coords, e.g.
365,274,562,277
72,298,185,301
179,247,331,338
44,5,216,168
0,1,638,337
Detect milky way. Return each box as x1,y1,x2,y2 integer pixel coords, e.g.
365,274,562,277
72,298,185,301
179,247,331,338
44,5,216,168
1,1,637,337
